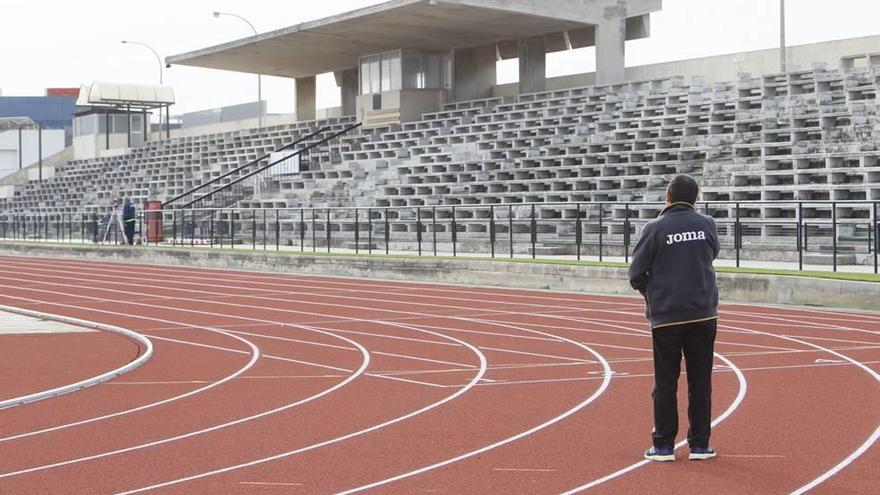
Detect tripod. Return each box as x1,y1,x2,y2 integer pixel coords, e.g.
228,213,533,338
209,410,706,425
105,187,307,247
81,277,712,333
101,205,129,244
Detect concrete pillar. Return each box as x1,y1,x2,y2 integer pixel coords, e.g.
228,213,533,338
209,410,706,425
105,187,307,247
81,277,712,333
596,18,626,85
454,44,497,101
295,76,316,121
335,68,358,117
518,36,546,94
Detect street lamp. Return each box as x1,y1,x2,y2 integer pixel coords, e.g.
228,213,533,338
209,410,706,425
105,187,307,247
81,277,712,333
121,40,163,84
121,40,167,139
213,11,263,129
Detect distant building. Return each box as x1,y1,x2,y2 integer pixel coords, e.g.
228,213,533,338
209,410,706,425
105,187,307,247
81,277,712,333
0,88,84,144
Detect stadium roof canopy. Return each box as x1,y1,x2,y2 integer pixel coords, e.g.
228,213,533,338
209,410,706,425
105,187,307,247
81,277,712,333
167,0,661,78
75,82,175,109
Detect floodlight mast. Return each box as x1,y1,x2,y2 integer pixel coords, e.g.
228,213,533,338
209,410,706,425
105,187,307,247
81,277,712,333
121,40,169,139
779,0,786,73
213,11,263,129
121,40,163,84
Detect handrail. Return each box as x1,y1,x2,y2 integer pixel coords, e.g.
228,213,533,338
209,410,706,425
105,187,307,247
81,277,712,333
162,125,331,208
180,122,363,209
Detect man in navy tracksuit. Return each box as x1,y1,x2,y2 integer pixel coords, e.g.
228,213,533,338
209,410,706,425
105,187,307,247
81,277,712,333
629,174,719,462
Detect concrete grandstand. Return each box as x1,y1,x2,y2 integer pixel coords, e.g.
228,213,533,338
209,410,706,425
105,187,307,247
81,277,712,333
0,0,878,266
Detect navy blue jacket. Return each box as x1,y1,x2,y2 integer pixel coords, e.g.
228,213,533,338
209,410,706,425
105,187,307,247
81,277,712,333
122,203,135,223
628,203,720,328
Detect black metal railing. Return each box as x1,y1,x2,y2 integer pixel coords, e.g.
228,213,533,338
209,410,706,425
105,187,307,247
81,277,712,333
162,125,332,209
177,122,362,211
2,200,878,275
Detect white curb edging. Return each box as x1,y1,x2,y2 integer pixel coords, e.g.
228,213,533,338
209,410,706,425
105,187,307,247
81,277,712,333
0,304,153,410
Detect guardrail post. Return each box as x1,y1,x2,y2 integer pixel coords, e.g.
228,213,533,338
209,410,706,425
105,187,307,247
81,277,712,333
451,205,458,257
509,205,514,258
489,205,496,259
735,202,740,268
190,210,195,247
312,209,317,252
210,211,215,248
262,209,267,251
575,203,582,261
624,203,630,263
797,202,803,271
599,203,604,262
172,211,177,246
326,208,331,253
368,208,373,255
384,209,390,255
275,210,280,251
530,204,536,259
832,201,837,272
230,210,235,249
299,209,305,252
432,206,437,256
354,208,360,254
416,207,422,256
874,201,878,274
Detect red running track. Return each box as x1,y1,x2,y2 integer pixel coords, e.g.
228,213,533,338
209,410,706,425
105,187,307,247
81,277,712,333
0,255,877,494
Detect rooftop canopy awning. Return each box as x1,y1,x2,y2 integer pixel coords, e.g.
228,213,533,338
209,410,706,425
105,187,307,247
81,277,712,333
75,82,175,109
167,0,660,78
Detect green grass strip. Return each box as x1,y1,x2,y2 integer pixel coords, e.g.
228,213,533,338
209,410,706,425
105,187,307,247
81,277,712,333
2,240,878,283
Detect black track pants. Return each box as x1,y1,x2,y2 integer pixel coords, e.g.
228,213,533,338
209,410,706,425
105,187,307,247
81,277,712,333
651,319,717,449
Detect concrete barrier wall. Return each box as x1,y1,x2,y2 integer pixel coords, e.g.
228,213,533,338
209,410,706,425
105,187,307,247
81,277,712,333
1,243,878,312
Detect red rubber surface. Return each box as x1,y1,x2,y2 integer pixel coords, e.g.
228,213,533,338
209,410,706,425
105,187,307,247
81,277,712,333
0,332,138,402
0,255,877,494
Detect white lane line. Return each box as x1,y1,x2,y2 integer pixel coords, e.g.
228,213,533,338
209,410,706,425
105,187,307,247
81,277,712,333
238,481,304,486
722,324,880,495
723,454,787,458
0,295,261,444
0,269,609,376
0,256,645,310
0,305,153,410
0,316,371,480
559,351,748,494
113,324,488,494
492,468,558,472
332,325,613,494
0,260,663,346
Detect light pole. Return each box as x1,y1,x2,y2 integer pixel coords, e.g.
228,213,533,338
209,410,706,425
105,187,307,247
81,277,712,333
121,40,166,139
779,0,786,73
213,11,263,129
121,40,163,84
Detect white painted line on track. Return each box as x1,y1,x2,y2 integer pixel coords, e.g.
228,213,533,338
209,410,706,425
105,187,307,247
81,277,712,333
720,322,880,495
559,350,747,494
0,305,153,410
112,323,489,494
0,295,260,444
0,316,371,480
332,326,613,494
492,468,558,472
238,481,304,486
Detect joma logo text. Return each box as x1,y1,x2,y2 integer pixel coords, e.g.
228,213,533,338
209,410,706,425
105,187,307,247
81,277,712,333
666,230,707,245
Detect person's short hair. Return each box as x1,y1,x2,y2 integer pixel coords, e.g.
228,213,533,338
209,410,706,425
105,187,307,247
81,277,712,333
666,174,700,205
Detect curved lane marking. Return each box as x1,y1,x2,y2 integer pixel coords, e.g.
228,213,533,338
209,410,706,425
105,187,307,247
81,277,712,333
112,322,489,495
333,319,613,494
0,304,153,410
559,351,747,494
0,293,262,444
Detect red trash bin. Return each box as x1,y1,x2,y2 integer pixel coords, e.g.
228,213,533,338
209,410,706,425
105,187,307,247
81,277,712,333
145,201,163,243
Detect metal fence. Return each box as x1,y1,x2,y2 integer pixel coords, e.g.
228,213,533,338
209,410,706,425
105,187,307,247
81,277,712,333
1,200,878,274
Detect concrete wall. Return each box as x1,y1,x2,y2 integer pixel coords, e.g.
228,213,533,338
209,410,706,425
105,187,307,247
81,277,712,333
494,34,880,96
0,129,65,179
1,243,877,312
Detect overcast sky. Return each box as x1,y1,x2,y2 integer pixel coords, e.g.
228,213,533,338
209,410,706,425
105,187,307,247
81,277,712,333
1,0,878,115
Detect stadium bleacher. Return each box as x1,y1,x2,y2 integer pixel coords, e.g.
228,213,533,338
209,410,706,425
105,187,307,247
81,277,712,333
1,63,878,246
